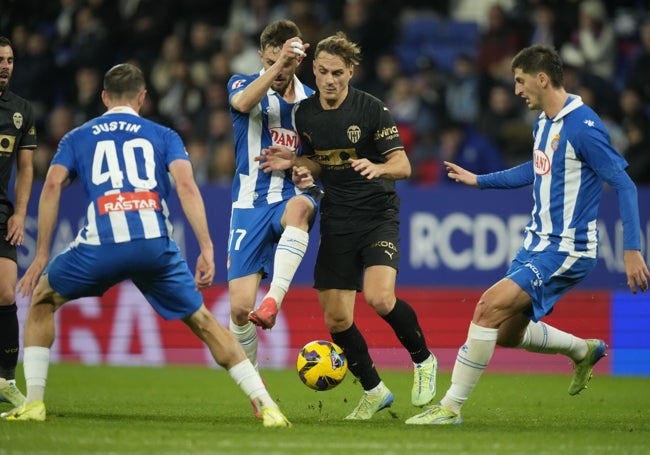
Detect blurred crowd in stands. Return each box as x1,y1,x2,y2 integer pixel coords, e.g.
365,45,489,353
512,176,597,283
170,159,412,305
1,0,650,187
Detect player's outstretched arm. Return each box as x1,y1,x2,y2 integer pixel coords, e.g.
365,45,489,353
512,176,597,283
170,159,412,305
230,37,308,113
349,149,411,180
623,250,650,294
255,145,296,172
292,165,315,189
605,169,650,294
444,161,479,187
17,164,68,297
169,159,215,289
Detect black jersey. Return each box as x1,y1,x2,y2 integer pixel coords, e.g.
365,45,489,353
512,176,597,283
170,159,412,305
0,89,37,206
295,87,404,234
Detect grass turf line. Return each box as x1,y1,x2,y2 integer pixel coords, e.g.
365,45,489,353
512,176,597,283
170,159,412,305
1,363,649,454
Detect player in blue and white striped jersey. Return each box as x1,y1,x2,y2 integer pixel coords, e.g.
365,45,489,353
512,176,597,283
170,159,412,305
226,20,319,381
407,45,650,425
5,63,291,426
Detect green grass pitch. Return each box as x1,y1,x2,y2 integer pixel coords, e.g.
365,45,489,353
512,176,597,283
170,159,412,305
1,363,649,454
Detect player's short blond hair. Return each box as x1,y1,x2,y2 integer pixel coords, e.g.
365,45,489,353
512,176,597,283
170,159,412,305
314,32,362,67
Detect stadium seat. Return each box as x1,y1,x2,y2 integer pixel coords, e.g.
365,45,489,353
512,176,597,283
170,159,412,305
396,17,479,75
445,20,479,46
400,17,443,46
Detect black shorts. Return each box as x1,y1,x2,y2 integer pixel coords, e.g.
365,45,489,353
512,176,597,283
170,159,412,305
314,222,400,291
0,204,16,263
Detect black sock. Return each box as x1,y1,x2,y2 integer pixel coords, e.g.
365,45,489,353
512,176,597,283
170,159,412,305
331,323,381,391
381,298,430,364
0,302,19,380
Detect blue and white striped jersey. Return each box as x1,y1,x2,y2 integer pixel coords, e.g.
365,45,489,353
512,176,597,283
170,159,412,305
52,107,188,245
227,71,313,208
524,95,629,257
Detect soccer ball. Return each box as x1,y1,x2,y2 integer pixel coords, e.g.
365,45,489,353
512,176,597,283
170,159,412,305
296,340,348,391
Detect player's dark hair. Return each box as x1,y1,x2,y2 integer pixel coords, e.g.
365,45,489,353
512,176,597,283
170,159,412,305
0,36,12,47
511,45,564,88
103,63,145,99
315,32,362,67
260,20,302,51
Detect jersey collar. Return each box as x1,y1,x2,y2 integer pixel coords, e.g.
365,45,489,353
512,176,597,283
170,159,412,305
260,69,308,101
292,75,308,100
541,94,583,122
104,106,140,116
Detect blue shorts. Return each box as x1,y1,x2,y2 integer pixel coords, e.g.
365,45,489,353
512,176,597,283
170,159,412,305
227,198,315,281
506,248,597,322
46,237,203,320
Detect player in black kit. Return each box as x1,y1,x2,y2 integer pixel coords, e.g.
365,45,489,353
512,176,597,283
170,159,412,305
259,32,438,420
0,36,36,415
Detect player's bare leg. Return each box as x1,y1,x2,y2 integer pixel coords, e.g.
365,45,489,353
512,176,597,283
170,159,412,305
185,305,291,427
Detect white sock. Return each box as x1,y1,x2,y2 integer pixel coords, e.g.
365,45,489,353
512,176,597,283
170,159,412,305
23,346,50,404
229,319,259,369
517,321,586,362
441,322,498,413
266,226,309,308
228,359,276,409
366,381,386,395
